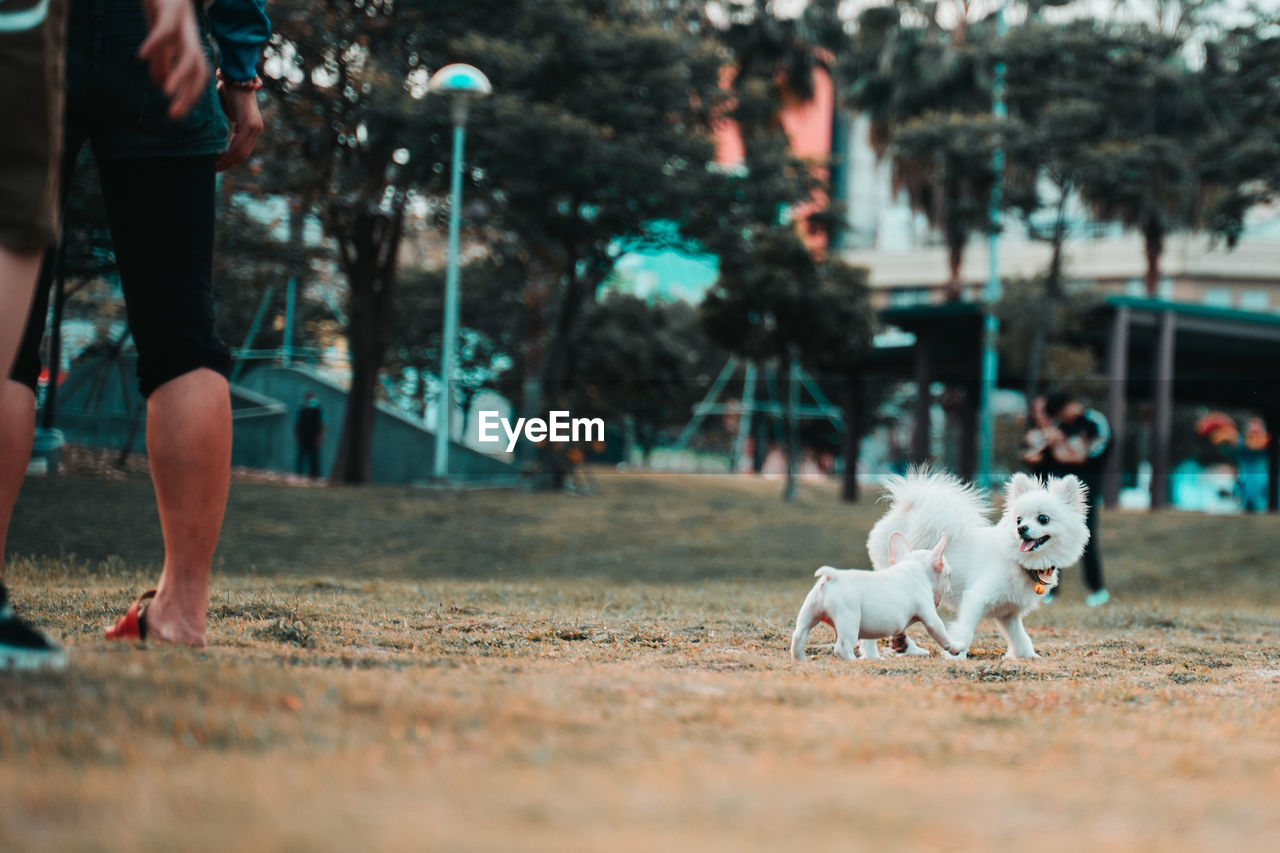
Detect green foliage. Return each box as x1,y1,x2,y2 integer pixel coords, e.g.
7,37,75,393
795,260,876,377
569,293,724,457
700,226,817,362
837,4,1000,295
260,0,731,482
1036,23,1212,293
1197,21,1280,245
997,20,1116,235
261,0,444,481
388,249,528,415
995,275,1101,382
456,2,726,263
696,0,847,361
212,202,326,352
890,111,1011,293
444,1,732,487
702,231,874,380
839,3,992,155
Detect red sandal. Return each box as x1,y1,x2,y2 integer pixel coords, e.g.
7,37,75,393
105,590,157,642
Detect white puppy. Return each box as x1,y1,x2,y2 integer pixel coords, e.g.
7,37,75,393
791,532,963,661
864,468,1090,660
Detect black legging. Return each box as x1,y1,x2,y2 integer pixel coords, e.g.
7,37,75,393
11,153,230,399
297,444,321,479
1030,463,1105,592
1081,490,1104,592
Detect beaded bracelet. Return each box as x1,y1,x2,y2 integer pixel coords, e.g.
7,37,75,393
217,70,264,92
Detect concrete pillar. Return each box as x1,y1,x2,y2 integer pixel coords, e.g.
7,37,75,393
912,336,934,463
1149,310,1176,510
1268,401,1280,513
1104,306,1129,508
731,362,757,473
959,380,978,482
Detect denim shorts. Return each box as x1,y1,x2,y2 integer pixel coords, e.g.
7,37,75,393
67,0,229,160
0,0,66,250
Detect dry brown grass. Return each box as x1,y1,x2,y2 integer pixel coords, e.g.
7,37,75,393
3,471,1279,851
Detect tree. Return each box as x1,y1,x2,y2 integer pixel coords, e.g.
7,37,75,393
701,227,821,501
1197,19,1280,246
570,293,723,466
996,19,1116,393
889,111,1010,300
259,0,451,483
260,1,739,488
793,260,876,502
707,0,831,229
212,198,328,362
1069,25,1208,297
438,0,728,488
386,254,525,425
839,3,992,155
839,3,999,299
691,1,841,501
996,274,1102,398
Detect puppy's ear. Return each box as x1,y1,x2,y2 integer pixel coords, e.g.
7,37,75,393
1050,474,1089,514
928,534,948,572
887,531,912,565
1005,472,1039,502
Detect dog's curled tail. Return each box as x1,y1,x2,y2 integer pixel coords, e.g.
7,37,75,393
877,465,989,520
868,466,990,570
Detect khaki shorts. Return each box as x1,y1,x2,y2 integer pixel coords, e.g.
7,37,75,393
0,0,66,251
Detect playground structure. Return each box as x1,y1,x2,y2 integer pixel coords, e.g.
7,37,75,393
45,354,515,485
671,357,844,474
673,296,1280,512
36,276,515,485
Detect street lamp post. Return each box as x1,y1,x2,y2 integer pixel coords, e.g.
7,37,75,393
427,64,492,479
976,2,1008,490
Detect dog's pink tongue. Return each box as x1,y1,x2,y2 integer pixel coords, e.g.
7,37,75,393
1019,539,1035,553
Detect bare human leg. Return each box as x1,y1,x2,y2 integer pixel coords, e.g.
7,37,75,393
0,250,68,670
132,367,231,647
0,381,36,576
0,247,42,578
0,248,40,391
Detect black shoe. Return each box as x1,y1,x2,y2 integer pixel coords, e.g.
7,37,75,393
0,585,67,671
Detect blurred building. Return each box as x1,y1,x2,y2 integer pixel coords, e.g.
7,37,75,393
609,61,838,300
615,76,1280,319
831,113,1280,313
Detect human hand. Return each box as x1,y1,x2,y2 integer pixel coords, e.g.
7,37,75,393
1030,395,1052,430
1051,435,1088,465
139,0,210,121
216,82,264,171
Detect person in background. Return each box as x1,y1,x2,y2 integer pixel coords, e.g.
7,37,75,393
294,392,325,479
1022,390,1111,607
1,0,271,669
1236,417,1270,513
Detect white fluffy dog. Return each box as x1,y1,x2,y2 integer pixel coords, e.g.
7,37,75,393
791,532,964,661
864,468,1090,659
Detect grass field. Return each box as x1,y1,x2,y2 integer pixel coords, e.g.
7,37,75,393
3,470,1279,851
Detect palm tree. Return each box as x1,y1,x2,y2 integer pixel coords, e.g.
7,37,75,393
1073,25,1209,297
838,3,996,300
